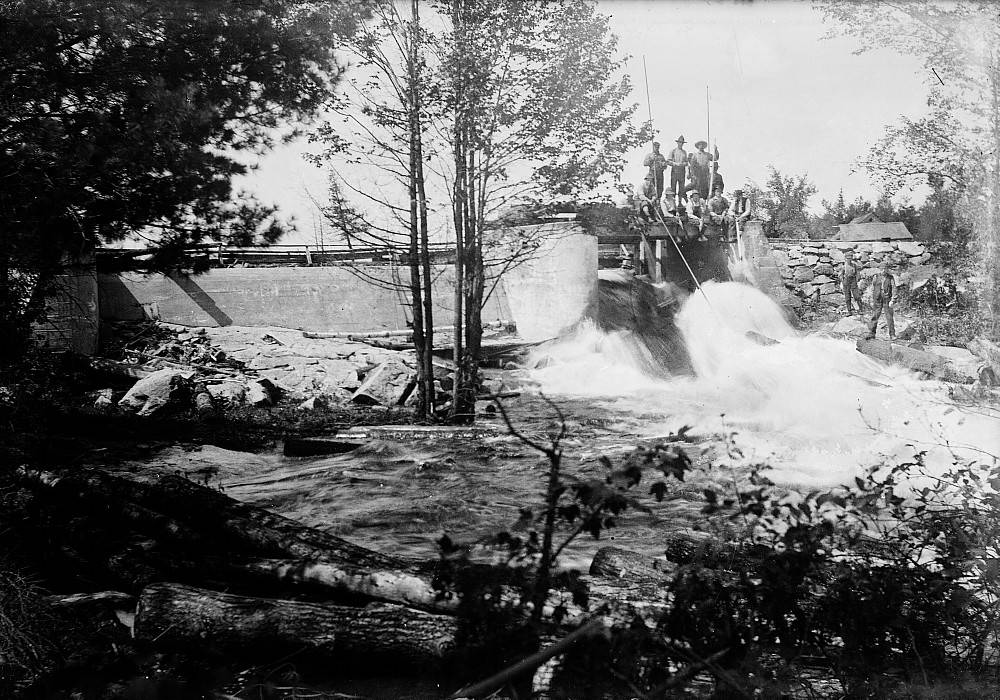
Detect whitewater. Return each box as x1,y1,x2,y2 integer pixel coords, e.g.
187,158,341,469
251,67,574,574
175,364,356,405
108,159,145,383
529,279,1000,489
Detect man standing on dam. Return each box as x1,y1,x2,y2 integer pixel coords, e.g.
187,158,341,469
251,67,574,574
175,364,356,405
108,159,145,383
643,141,668,200
666,135,689,203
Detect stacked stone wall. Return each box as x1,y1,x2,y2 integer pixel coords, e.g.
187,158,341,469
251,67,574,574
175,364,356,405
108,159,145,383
770,239,932,305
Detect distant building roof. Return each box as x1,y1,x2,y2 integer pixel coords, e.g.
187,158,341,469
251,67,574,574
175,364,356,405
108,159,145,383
832,222,912,241
848,211,885,225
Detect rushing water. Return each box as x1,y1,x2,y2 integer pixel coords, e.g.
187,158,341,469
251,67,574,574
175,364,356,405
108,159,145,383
145,277,1000,566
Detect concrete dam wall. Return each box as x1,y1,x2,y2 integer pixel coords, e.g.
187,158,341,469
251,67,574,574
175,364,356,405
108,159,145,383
95,223,598,345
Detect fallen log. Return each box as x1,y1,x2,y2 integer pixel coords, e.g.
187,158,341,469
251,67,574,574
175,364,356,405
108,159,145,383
590,546,675,583
17,468,408,571
233,558,458,614
135,582,459,667
856,338,974,383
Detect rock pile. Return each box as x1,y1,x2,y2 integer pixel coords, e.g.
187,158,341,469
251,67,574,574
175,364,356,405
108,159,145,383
772,240,931,306
94,322,521,417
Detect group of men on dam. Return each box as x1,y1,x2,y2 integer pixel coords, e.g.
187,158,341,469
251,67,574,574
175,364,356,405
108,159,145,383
637,135,750,246
637,136,896,341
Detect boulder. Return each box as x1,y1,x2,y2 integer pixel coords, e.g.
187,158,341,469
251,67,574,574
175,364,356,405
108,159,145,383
351,361,416,406
813,275,835,286
815,263,835,276
315,359,361,391
207,382,247,408
968,337,1000,379
829,316,870,338
793,266,815,282
118,369,191,416
816,282,837,296
896,241,925,257
246,378,280,407
297,396,329,411
871,242,895,254
803,254,820,265
89,388,115,411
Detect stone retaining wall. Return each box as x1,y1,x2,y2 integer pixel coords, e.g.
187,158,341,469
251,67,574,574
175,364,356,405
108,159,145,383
769,239,932,305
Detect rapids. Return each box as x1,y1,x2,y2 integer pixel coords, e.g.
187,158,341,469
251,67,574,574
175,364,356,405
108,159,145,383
531,278,1000,489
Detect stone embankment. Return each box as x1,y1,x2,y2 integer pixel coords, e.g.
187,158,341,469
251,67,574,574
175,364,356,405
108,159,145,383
770,240,932,305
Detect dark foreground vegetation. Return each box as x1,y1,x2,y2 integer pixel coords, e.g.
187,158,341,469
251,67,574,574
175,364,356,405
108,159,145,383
1,319,999,699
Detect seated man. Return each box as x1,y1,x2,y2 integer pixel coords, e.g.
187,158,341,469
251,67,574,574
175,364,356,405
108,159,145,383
727,188,751,242
685,189,707,240
705,184,730,243
636,174,658,221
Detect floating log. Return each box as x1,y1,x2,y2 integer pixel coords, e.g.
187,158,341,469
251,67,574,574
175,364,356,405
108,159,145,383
135,582,459,667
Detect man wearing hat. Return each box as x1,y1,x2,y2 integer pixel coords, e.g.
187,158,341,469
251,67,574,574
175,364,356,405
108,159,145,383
840,249,864,316
727,188,751,243
685,189,706,240
643,141,668,200
666,136,689,203
866,260,896,340
688,140,719,198
705,183,730,243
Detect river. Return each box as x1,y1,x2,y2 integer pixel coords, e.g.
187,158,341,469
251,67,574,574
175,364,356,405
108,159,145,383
136,276,1000,571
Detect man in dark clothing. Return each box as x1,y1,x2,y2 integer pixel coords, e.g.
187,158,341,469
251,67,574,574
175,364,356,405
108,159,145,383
643,141,668,200
688,140,719,198
866,262,896,340
705,184,730,244
727,189,750,243
840,250,864,315
666,136,689,203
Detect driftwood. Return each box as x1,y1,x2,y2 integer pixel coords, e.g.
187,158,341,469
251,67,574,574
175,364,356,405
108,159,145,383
135,582,459,667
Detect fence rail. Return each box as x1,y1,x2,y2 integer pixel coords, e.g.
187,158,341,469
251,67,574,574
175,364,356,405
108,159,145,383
97,243,456,267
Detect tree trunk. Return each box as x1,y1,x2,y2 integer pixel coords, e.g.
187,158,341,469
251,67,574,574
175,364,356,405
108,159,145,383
407,0,433,420
18,468,407,571
135,582,459,667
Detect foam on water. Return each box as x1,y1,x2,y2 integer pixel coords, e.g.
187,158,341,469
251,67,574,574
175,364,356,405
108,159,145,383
530,280,1000,488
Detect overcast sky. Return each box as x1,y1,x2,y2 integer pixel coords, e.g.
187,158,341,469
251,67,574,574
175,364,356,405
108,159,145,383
236,0,932,245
